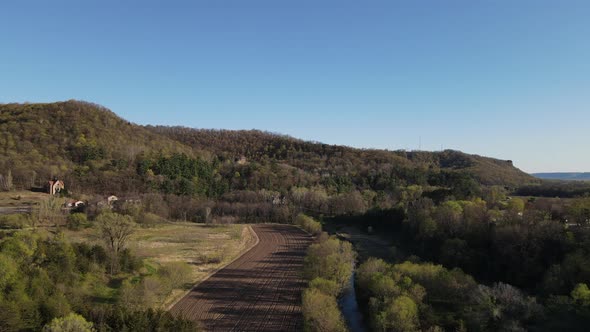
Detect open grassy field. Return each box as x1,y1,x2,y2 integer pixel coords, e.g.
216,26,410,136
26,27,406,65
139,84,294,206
0,190,48,215
0,190,48,206
63,222,257,308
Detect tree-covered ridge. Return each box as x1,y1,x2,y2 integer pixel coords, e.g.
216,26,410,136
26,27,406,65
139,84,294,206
0,100,536,199
150,126,535,187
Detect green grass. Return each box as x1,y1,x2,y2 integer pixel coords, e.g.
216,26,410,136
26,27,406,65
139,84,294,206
0,190,49,206
63,221,257,308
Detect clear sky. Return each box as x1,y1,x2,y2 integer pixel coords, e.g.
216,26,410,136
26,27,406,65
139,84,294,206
1,0,589,173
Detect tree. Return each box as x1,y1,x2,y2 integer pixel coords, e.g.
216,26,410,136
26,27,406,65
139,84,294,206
0,170,13,191
571,283,590,306
96,212,135,274
42,313,95,332
0,253,19,293
473,283,542,331
376,296,419,332
302,288,347,332
304,236,355,290
567,198,590,225
434,201,463,236
308,277,340,297
507,197,525,215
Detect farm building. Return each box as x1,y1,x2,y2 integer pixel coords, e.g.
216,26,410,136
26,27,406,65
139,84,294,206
107,195,118,205
47,180,65,195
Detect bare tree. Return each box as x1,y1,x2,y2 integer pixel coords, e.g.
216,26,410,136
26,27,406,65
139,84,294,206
0,170,13,191
96,212,135,274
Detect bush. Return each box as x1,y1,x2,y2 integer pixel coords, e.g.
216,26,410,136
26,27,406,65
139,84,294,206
67,213,87,230
138,212,164,227
158,262,193,289
121,276,171,308
195,252,222,264
84,306,198,332
295,213,322,235
0,214,31,229
119,248,142,273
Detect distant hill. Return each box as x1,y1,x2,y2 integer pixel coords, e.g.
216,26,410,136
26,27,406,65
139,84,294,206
149,126,536,188
0,101,537,196
533,172,590,181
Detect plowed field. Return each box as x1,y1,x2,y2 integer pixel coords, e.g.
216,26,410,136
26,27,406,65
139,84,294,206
169,224,312,331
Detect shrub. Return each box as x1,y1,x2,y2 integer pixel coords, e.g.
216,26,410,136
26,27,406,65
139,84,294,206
138,212,164,227
295,213,322,235
119,248,142,273
84,306,198,332
0,214,31,229
67,213,87,230
121,276,171,308
158,262,193,289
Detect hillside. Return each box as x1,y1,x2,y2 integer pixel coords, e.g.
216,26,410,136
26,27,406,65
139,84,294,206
148,126,536,187
0,101,536,197
533,172,590,181
0,101,196,193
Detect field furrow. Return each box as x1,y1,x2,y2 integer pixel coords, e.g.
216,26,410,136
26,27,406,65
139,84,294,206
169,224,312,331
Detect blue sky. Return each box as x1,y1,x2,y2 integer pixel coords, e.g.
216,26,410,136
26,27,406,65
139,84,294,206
1,0,589,172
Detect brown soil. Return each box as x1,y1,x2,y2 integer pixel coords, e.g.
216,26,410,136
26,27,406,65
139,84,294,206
169,224,312,331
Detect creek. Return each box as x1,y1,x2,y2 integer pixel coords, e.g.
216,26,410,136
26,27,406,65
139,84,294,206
339,270,367,332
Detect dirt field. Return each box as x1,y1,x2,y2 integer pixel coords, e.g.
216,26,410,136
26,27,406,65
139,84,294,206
169,224,312,331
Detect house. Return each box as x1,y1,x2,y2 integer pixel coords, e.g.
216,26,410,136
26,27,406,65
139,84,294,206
235,156,248,165
64,200,85,209
48,180,65,195
107,195,118,205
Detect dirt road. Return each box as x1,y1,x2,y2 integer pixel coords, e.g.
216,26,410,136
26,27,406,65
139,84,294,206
169,224,312,331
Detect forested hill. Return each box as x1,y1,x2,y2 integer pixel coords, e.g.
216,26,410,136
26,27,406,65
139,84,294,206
0,101,197,192
0,100,536,195
146,126,534,187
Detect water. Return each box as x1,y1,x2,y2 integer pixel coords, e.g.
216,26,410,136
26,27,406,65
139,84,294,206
339,271,367,332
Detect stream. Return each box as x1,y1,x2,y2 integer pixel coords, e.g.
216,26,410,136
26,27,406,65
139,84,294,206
339,270,367,332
